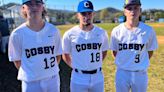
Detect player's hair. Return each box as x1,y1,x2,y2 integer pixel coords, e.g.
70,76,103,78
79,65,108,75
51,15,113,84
21,5,47,20
0,15,4,19
123,16,142,22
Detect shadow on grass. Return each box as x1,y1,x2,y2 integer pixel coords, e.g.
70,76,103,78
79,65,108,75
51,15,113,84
0,52,72,92
0,52,21,92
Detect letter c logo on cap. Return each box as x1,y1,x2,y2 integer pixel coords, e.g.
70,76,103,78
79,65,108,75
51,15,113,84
84,2,90,8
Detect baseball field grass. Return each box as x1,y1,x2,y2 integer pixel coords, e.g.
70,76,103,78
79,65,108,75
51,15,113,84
57,23,164,92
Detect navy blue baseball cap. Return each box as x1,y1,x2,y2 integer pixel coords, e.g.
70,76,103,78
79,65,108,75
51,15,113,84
22,0,44,5
124,0,141,8
77,0,94,13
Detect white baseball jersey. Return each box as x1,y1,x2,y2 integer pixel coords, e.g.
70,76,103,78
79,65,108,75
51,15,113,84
62,25,109,70
8,22,62,82
110,22,158,71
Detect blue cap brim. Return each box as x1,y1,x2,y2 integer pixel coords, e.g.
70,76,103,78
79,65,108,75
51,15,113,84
78,9,94,13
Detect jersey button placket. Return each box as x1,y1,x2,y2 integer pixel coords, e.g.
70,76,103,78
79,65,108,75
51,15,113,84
131,72,135,84
89,74,92,88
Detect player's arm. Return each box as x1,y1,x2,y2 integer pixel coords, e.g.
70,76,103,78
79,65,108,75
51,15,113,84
102,51,107,61
13,60,21,70
56,55,61,64
111,51,117,59
0,32,2,38
0,32,2,43
62,53,72,68
148,51,154,59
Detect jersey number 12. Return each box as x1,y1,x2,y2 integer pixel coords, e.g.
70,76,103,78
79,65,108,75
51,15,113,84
44,57,55,69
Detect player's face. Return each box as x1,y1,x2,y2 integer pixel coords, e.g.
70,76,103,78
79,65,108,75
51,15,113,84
124,5,141,21
77,12,94,26
22,0,44,19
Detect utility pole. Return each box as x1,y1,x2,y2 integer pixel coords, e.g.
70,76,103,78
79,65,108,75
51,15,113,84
2,0,4,9
0,0,3,6
72,5,75,11
0,0,5,16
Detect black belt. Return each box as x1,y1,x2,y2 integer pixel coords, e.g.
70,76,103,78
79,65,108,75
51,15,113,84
117,68,146,72
74,67,102,74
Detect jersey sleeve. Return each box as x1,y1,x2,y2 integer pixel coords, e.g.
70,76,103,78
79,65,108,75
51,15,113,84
62,31,71,54
55,29,62,56
102,31,110,51
109,28,119,51
8,32,22,62
146,28,158,51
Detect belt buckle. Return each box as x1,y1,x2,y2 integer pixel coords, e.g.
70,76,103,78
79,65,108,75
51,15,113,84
134,70,146,72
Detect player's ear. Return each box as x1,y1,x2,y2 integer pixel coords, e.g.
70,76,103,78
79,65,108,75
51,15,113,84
21,5,24,9
21,6,25,14
123,8,126,16
76,13,80,19
21,5,27,19
92,12,95,16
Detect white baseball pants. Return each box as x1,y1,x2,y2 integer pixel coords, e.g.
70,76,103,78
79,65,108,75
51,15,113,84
22,74,60,92
115,69,148,92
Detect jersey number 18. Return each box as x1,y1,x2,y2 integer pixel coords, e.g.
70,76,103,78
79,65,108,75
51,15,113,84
90,52,100,63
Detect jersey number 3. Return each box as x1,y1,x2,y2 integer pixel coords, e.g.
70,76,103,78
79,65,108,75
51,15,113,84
44,57,55,69
91,52,100,63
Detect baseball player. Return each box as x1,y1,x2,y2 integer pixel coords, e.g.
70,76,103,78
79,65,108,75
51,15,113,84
8,0,62,92
109,0,158,92
62,0,110,92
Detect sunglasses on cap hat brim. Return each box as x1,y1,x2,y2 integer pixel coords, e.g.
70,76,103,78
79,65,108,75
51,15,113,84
23,0,44,5
124,4,141,8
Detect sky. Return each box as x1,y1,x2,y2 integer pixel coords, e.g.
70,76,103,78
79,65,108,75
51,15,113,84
0,0,164,11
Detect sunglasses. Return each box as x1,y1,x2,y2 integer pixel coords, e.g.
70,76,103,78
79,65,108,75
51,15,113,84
24,1,43,6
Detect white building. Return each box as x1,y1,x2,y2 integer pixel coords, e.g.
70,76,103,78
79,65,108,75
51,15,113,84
2,4,25,29
159,18,164,23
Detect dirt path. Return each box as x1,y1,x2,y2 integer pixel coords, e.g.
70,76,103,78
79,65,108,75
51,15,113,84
157,36,164,44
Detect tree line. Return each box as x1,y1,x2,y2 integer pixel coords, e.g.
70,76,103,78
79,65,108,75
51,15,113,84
47,7,164,24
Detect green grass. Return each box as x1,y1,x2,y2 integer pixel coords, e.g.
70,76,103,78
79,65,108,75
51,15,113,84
57,23,164,92
148,23,164,36
147,44,164,92
58,23,164,36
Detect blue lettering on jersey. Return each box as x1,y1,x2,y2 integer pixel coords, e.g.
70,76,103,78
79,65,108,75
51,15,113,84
25,45,55,58
76,43,102,52
119,43,145,51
